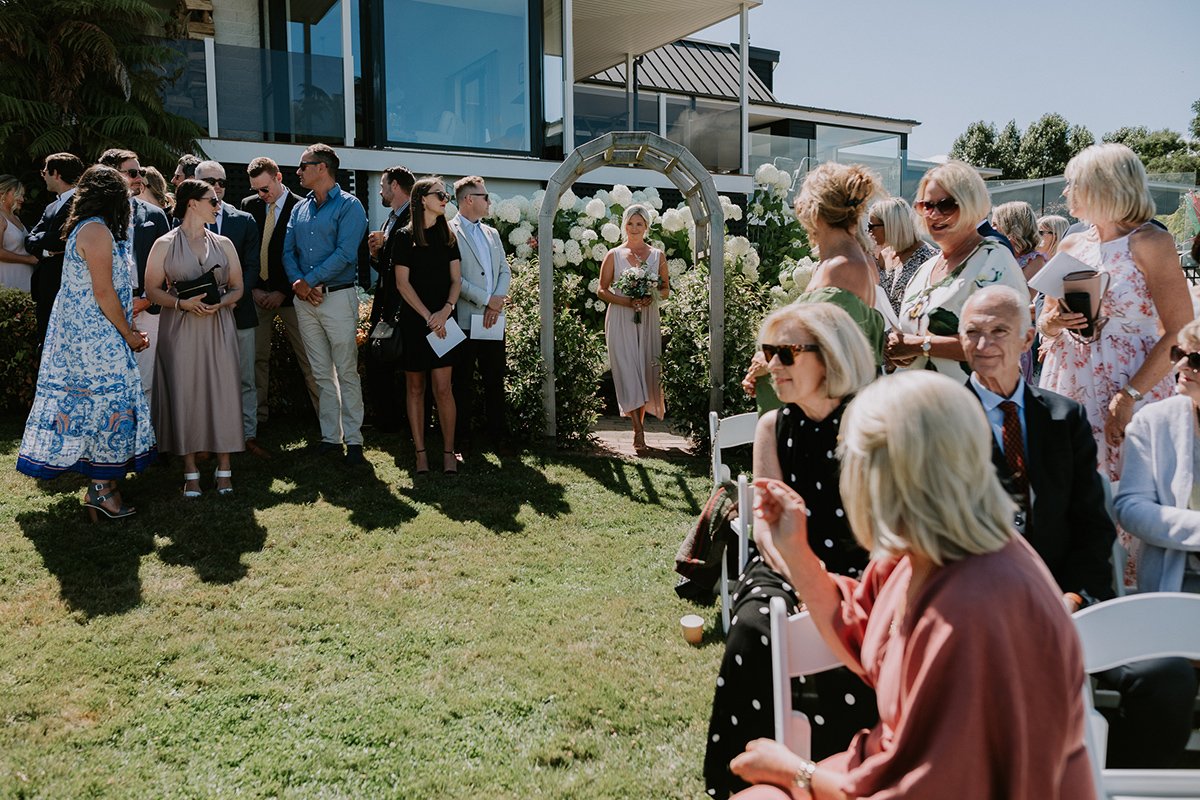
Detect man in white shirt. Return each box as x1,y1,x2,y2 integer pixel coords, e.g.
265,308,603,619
449,176,510,455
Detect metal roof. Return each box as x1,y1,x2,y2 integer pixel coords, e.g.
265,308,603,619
586,38,776,104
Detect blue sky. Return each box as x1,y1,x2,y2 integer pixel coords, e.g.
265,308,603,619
698,0,1199,158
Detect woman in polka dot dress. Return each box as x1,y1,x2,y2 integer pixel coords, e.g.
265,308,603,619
704,303,880,798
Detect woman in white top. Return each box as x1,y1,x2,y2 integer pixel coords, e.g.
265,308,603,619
0,175,38,292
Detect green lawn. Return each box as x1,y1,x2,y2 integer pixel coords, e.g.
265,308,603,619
0,417,739,799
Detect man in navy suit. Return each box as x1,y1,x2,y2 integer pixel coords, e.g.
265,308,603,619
961,284,1197,769
241,157,319,432
195,159,265,457
26,152,85,348
97,148,170,404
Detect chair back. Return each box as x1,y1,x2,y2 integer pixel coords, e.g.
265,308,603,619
769,596,844,757
720,474,753,633
709,411,757,488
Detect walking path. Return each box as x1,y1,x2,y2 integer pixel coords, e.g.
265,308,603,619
589,415,694,459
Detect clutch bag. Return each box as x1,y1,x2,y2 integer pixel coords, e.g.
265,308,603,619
175,266,221,305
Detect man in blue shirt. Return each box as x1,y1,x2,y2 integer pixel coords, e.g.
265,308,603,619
282,144,369,464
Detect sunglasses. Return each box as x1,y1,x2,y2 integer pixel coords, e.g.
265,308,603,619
201,197,220,207
866,222,884,231
762,342,820,366
466,192,490,200
1171,345,1200,370
253,185,272,194
914,197,959,216
427,190,451,202
298,160,322,170
201,177,227,187
1038,229,1053,236
123,168,144,178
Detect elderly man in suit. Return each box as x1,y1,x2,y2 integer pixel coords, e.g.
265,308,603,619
97,148,170,405
960,284,1197,769
27,152,85,348
195,159,266,458
449,176,510,456
242,156,319,432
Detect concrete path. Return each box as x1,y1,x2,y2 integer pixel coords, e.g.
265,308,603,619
589,416,695,460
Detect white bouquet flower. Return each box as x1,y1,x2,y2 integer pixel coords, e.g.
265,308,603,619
612,262,660,323
601,222,622,243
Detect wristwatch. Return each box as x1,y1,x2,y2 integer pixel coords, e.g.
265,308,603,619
793,758,818,792
921,335,933,354
1121,384,1143,402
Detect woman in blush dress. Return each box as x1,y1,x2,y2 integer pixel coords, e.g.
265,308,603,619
596,203,669,452
0,175,38,291
729,371,1092,800
16,166,156,520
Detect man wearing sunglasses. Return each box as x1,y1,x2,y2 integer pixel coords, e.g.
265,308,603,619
196,160,265,458
241,156,318,436
98,148,170,405
282,143,369,465
961,284,1197,770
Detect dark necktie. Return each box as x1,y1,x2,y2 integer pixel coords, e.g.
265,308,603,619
1000,400,1029,508
384,209,398,235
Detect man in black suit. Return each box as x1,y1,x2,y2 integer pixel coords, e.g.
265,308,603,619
241,156,318,430
26,152,85,347
97,148,171,405
195,159,264,457
961,284,1197,769
364,165,413,431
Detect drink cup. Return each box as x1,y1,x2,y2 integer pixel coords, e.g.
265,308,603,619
680,614,704,645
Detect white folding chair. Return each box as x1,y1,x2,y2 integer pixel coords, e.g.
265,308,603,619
1073,593,1200,799
719,474,753,633
769,596,844,758
709,411,757,633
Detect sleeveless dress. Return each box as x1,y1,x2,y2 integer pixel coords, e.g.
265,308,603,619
16,218,156,479
151,228,244,455
393,223,462,372
704,398,877,797
0,212,33,292
604,246,665,418
1040,224,1173,479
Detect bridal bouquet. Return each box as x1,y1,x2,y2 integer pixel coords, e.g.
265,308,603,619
613,263,660,323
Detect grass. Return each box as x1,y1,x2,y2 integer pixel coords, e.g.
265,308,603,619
0,415,744,799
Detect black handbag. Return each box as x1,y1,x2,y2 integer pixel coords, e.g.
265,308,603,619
368,316,404,364
175,266,221,305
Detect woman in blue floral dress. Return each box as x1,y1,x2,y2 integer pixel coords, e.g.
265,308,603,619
16,165,157,520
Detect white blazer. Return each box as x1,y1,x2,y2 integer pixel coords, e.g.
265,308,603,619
1114,394,1200,592
449,216,511,332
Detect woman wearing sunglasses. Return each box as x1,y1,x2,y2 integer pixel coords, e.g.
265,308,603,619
866,197,938,317
1037,214,1070,260
1115,318,1200,593
143,178,246,497
887,161,1026,375
394,176,462,475
705,302,879,798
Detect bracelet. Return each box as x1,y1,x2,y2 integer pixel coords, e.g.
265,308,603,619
792,758,818,792
174,297,180,310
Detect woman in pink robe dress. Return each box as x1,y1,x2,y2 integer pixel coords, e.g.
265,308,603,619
729,370,1093,800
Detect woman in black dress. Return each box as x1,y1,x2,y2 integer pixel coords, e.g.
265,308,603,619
704,302,879,798
394,176,462,475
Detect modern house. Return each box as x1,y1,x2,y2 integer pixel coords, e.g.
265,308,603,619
159,0,920,225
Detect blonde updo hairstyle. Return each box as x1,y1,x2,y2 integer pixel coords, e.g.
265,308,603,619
991,201,1040,257
838,370,1015,565
793,163,880,234
1065,143,1155,226
915,160,992,237
758,302,876,400
866,197,921,252
0,175,25,209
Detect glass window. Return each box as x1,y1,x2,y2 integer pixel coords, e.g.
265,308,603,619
665,96,740,174
542,0,563,158
573,85,658,143
815,125,902,196
382,0,531,152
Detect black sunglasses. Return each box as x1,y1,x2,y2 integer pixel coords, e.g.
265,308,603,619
201,197,220,207
253,185,272,194
298,160,322,170
427,190,451,202
201,177,227,187
914,197,959,216
1171,345,1200,370
762,342,820,366
866,222,884,231
123,168,144,178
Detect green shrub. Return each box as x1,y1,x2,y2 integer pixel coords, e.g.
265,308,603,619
266,313,313,419
505,257,605,446
0,289,38,414
660,264,768,447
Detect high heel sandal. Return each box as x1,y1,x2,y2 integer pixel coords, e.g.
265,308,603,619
443,450,458,476
214,468,233,497
83,481,136,522
414,449,429,475
183,472,202,498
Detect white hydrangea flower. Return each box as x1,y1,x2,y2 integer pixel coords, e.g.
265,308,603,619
585,197,607,219
742,261,759,281
610,184,633,207
775,171,793,195
718,195,743,222
679,205,695,224
552,238,565,254
591,243,608,261
725,235,752,258
508,225,533,247
530,190,547,216
587,277,601,294
642,186,660,198
745,248,761,270
580,229,598,243
512,256,528,269
650,239,665,252
755,163,781,186
667,257,687,273
516,242,533,259
557,189,577,212
660,208,685,233
569,225,585,241
494,199,522,224
552,252,567,267
601,222,621,243
564,239,584,265
593,299,606,312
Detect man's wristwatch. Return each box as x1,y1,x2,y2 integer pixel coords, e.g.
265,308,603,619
921,335,933,354
793,758,818,792
1121,384,1143,402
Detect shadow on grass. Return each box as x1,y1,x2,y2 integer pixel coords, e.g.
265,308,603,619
571,449,707,514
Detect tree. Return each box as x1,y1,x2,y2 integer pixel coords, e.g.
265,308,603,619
1067,124,1095,157
1103,125,1199,175
995,120,1022,179
0,0,202,196
1191,98,1200,140
950,121,999,168
1017,113,1073,179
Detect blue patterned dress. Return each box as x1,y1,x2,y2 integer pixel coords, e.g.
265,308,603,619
17,217,157,479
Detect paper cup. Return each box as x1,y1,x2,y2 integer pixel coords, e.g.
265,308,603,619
680,614,705,645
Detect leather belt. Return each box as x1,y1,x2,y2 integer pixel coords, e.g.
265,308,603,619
324,282,355,293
